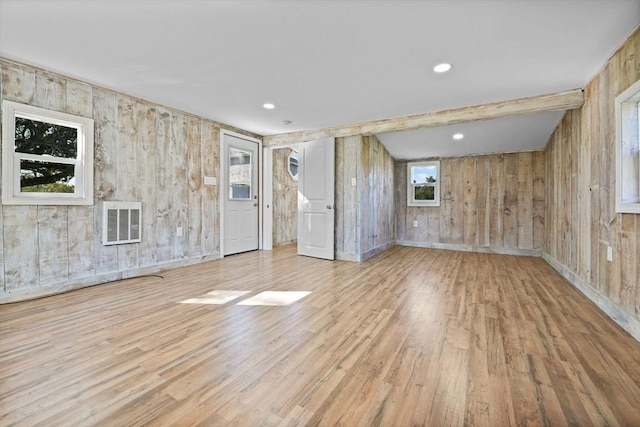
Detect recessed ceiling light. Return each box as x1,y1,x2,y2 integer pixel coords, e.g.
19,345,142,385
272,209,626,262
263,103,275,109
433,63,452,73
283,120,292,125
453,133,464,140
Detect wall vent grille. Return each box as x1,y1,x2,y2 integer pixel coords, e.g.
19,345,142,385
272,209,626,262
102,202,141,245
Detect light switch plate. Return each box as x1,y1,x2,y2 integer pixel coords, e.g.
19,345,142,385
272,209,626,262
351,178,357,187
203,176,217,186
607,245,613,262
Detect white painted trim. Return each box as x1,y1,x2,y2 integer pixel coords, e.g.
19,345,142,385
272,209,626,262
219,129,263,257
2,100,94,205
262,147,273,250
258,135,264,250
396,240,541,257
542,252,640,343
407,160,441,207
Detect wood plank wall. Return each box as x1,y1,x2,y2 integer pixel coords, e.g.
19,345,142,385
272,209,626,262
0,59,259,300
544,28,640,327
395,152,545,254
358,136,395,259
335,135,395,261
272,148,298,246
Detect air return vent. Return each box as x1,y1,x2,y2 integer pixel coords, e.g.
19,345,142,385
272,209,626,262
102,202,141,245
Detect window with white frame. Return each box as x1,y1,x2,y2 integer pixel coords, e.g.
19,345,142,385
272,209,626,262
2,100,94,205
615,80,640,214
407,160,440,206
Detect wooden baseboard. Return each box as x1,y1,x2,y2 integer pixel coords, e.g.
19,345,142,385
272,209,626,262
335,252,361,262
542,253,640,342
361,241,396,261
395,240,542,257
0,252,222,304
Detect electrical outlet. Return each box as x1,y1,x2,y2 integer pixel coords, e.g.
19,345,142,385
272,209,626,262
607,245,613,262
203,176,217,186
351,178,357,187
177,227,183,237
413,220,418,227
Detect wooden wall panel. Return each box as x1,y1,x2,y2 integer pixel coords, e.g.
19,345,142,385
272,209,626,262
517,152,533,249
489,154,505,247
272,148,298,246
137,103,158,267
154,107,175,264
34,69,65,111
2,207,38,291
532,152,545,252
0,59,258,300
1,61,35,104
335,135,394,261
336,136,360,259
92,88,119,274
394,161,408,242
396,152,542,253
502,154,519,248
187,116,203,258
37,207,69,286
359,137,371,252
544,28,639,326
68,206,96,280
450,157,465,244
335,138,345,255
476,157,490,246
463,157,478,245
200,122,218,256
439,159,453,243
172,113,189,261
116,96,140,270
359,136,394,257
66,80,96,280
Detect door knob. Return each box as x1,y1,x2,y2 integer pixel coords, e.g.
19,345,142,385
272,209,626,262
253,202,258,207
327,205,333,210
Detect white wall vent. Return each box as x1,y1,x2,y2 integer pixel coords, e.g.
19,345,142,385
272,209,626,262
102,202,142,245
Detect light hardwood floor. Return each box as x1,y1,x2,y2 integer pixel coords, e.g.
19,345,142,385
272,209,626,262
1,246,639,426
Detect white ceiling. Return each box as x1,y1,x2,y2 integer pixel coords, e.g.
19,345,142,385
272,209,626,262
380,111,566,160
0,0,638,159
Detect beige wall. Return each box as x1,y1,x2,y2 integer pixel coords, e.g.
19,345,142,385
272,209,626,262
544,28,640,334
0,59,258,301
395,152,544,254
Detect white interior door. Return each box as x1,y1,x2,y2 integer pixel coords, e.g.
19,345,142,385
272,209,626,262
223,133,259,256
297,137,335,260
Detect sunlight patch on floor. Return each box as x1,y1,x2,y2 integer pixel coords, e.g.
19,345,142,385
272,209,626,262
181,290,251,305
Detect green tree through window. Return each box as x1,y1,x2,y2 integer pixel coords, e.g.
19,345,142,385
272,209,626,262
15,117,77,192
414,175,436,200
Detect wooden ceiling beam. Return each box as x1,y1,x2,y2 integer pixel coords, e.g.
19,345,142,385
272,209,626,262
262,88,584,146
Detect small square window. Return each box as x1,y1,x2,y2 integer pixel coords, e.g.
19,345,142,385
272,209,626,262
407,161,440,207
2,101,94,205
